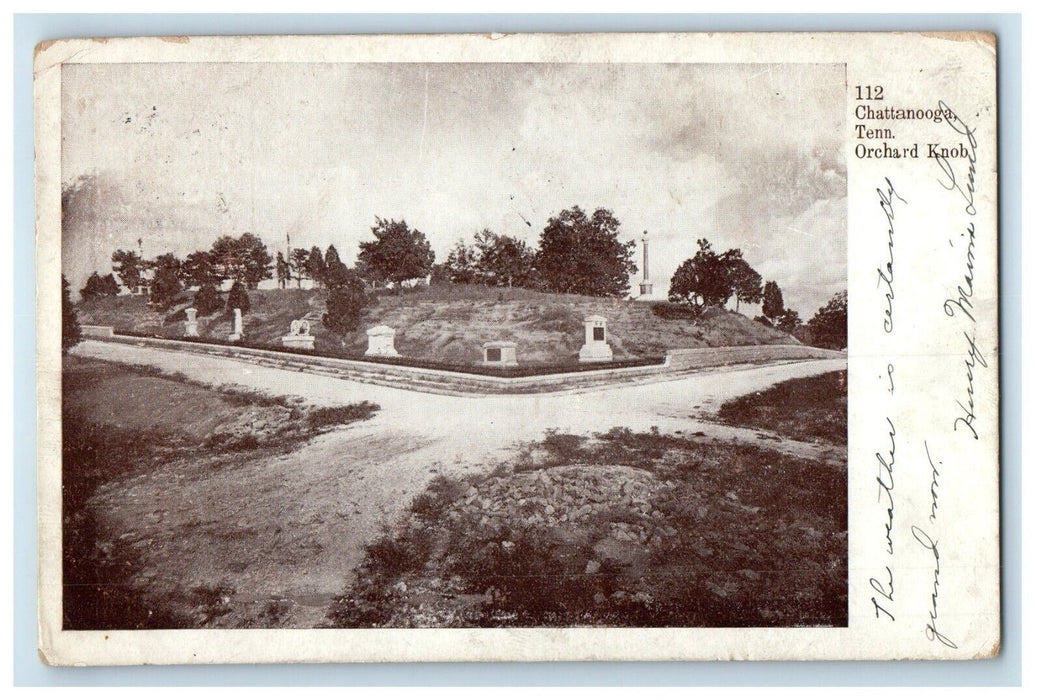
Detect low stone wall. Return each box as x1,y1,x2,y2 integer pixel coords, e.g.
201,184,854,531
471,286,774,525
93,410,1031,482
665,345,843,371
95,334,668,395
80,325,115,338
86,333,843,395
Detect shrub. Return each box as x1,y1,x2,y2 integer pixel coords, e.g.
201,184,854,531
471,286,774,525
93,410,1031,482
62,275,81,353
80,272,120,300
226,280,250,315
323,273,367,337
306,401,379,429
149,254,183,309
193,283,223,316
651,302,699,320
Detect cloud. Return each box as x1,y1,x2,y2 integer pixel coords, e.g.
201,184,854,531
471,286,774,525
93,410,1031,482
61,62,845,317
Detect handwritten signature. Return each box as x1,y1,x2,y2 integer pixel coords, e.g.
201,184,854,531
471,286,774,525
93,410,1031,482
953,331,988,440
934,100,978,216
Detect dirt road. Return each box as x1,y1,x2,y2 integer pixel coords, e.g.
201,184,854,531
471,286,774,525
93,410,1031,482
71,339,846,626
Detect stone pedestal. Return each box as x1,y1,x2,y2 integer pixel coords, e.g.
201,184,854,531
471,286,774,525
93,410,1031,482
365,325,399,357
228,308,243,342
579,314,613,362
281,319,315,350
183,307,199,338
482,341,518,367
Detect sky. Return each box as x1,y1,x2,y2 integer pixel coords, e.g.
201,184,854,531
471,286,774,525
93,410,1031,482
61,61,845,318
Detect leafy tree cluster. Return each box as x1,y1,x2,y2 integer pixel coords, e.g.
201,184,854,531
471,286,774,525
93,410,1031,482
668,239,763,312
806,291,847,349
102,232,275,309
359,207,637,299
443,229,536,288
756,280,802,335
79,272,120,300
533,207,637,297
357,218,436,291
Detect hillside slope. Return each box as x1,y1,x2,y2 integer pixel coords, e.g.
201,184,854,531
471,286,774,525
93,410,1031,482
77,284,798,365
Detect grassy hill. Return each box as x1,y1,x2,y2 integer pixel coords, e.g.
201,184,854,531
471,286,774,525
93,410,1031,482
77,284,799,366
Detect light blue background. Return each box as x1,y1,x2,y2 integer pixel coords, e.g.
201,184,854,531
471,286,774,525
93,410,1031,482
13,13,1022,686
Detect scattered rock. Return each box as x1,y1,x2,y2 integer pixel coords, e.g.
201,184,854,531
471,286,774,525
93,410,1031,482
585,559,601,575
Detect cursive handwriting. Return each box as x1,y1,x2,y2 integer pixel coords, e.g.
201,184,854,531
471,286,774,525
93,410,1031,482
870,567,896,622
934,100,978,216
924,442,941,524
876,417,897,555
953,332,988,440
911,526,959,649
944,222,977,323
876,178,906,333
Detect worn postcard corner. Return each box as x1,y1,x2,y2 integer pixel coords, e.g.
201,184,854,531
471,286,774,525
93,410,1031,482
34,31,999,665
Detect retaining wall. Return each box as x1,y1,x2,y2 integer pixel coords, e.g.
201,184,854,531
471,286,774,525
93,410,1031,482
665,345,844,371
81,329,844,396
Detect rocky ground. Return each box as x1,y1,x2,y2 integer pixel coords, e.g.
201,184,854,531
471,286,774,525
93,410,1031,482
328,426,847,628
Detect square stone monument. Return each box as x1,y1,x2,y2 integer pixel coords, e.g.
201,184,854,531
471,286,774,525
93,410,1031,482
579,314,613,362
183,307,199,338
228,308,243,342
281,319,315,350
482,341,518,367
365,325,400,357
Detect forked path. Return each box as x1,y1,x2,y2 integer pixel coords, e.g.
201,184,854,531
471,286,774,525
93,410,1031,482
72,340,846,626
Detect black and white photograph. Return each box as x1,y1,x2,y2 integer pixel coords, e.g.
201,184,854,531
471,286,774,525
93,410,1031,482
33,31,1000,665
58,59,849,631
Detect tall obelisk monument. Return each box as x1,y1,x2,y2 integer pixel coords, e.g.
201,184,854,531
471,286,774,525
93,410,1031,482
639,231,653,296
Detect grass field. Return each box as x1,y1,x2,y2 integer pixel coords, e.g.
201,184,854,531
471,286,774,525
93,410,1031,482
77,284,797,366
327,426,847,628
716,370,847,444
61,357,378,629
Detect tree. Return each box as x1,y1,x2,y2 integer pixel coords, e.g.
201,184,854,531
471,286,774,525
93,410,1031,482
807,291,847,349
322,245,354,288
762,280,785,326
62,275,81,353
668,238,732,310
210,233,273,288
357,217,436,290
226,280,250,315
193,282,223,316
275,251,290,289
289,248,310,288
148,253,183,308
111,249,147,291
306,246,327,287
445,238,479,284
722,252,763,312
79,272,119,300
474,229,535,288
533,206,636,297
180,251,218,289
777,308,803,335
322,270,367,338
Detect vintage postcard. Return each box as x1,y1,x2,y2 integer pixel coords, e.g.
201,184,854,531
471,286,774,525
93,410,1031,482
34,32,999,664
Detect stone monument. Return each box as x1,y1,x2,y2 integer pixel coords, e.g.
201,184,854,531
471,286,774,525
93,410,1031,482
183,307,199,338
365,325,400,357
281,319,315,350
228,308,243,342
579,314,613,362
639,231,653,296
482,341,518,367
